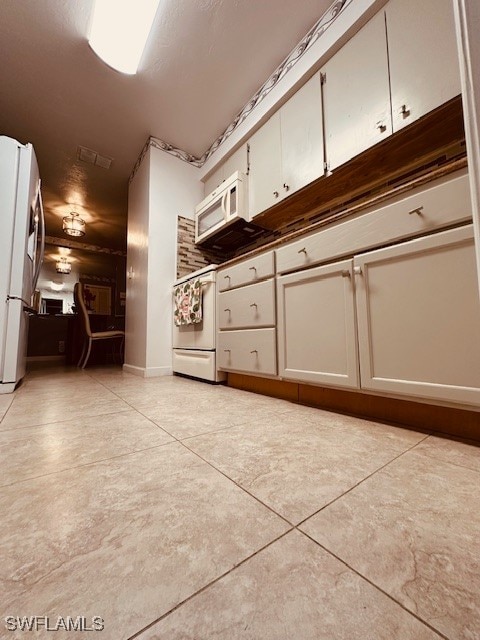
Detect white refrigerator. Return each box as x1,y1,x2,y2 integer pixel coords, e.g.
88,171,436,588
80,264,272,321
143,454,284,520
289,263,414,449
0,136,45,393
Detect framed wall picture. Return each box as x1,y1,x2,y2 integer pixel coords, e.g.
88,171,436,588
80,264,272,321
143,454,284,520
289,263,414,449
83,284,112,315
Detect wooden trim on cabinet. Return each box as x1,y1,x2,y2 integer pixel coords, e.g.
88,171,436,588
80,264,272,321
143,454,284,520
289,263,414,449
227,373,480,442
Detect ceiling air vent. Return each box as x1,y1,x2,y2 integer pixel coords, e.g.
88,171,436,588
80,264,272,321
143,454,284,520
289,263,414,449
77,146,113,170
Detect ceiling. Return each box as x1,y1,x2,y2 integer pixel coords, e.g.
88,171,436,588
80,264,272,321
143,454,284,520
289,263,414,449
0,0,333,252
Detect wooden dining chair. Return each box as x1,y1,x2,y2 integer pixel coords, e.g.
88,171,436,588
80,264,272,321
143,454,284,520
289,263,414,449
73,282,125,369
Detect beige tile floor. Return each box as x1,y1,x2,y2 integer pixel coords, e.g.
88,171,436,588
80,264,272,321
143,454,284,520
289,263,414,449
1,364,479,640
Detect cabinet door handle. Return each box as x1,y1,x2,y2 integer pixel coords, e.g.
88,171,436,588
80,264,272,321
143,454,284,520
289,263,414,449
353,266,362,276
400,104,411,117
341,270,351,278
224,308,231,312
223,274,231,280
408,206,424,216
250,349,258,354
273,191,279,198
250,303,257,308
283,183,290,192
248,266,257,271
223,349,231,353
298,247,307,255
376,121,387,133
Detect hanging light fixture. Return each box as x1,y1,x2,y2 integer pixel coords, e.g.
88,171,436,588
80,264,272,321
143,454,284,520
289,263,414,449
56,257,72,274
63,211,86,237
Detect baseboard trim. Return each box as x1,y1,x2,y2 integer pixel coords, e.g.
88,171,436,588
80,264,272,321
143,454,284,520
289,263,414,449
123,364,173,378
227,373,480,442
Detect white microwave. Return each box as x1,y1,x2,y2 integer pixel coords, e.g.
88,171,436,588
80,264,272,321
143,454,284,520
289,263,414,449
195,171,248,244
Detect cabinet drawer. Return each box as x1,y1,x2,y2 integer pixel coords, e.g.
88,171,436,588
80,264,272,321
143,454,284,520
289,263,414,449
218,279,275,329
276,169,471,274
218,251,275,291
218,328,277,375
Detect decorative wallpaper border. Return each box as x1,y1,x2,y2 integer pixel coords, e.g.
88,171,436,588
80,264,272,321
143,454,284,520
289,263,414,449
130,0,350,182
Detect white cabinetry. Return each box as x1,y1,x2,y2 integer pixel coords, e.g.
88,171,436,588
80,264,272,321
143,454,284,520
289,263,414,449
219,279,275,330
276,170,471,274
249,72,324,217
217,250,277,376
203,144,248,196
248,112,283,217
274,172,480,408
277,259,359,388
386,0,461,133
218,328,277,376
322,11,391,171
218,250,275,292
204,2,461,218
355,225,480,405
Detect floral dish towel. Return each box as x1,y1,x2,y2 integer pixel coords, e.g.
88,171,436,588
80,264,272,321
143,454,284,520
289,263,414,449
173,279,203,326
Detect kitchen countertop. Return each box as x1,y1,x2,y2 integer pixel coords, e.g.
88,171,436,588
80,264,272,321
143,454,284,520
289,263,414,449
217,156,468,269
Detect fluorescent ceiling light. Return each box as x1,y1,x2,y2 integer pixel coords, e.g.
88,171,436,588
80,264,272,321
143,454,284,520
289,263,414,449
89,0,160,75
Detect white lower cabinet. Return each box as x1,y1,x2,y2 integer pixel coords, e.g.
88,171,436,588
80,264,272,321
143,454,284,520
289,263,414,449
217,257,277,376
218,279,275,330
218,328,277,376
355,225,480,405
277,259,359,388
276,223,480,407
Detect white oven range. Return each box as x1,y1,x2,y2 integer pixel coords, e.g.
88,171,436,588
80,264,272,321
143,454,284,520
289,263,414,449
172,264,226,382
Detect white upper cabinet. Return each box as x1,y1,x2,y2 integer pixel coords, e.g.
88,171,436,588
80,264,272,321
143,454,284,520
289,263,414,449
322,11,392,171
203,165,223,197
249,72,324,218
386,0,461,133
248,112,283,217
203,144,248,197
280,73,325,197
222,144,249,182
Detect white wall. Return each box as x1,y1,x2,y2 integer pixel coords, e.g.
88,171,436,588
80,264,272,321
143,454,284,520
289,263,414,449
125,145,203,377
124,150,150,371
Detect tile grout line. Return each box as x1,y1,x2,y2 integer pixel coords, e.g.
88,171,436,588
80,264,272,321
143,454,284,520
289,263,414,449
410,450,480,476
179,438,295,528
125,528,295,640
82,375,297,527
412,430,480,476
0,407,135,434
7,369,460,639
0,441,178,490
86,374,447,536
93,375,295,447
0,393,16,426
298,529,449,640
295,432,432,528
